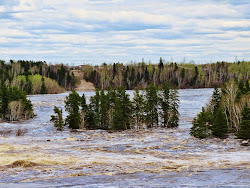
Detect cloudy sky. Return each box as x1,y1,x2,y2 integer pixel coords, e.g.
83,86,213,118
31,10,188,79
0,0,250,65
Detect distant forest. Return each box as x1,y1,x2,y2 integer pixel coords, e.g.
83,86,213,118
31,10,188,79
0,59,249,94
82,59,250,89
0,60,76,94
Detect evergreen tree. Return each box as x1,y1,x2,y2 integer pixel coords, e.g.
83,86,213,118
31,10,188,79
181,68,185,79
106,87,117,126
237,103,250,139
211,87,221,112
132,89,145,129
85,89,101,129
144,67,149,83
25,76,32,94
190,108,212,139
65,90,81,129
113,63,117,79
145,83,159,128
40,77,47,94
123,66,129,89
112,87,131,130
129,67,136,87
0,84,9,119
191,66,199,86
80,93,87,129
158,57,164,69
50,106,64,131
211,108,228,138
100,89,109,129
160,82,170,127
85,104,96,130
245,80,250,92
168,88,179,128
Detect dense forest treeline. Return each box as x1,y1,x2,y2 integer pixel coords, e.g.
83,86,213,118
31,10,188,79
82,59,250,89
51,83,179,131
1,59,249,94
0,60,77,94
191,79,250,139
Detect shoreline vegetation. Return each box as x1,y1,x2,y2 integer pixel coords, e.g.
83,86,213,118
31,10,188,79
0,59,249,137
0,59,249,93
191,79,250,140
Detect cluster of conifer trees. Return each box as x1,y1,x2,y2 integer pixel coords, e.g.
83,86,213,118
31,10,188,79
83,59,250,90
51,82,179,131
0,84,34,121
191,79,250,139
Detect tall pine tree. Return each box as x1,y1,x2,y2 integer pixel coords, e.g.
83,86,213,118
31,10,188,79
145,83,159,128
237,103,250,139
132,89,145,129
211,108,228,138
65,90,81,129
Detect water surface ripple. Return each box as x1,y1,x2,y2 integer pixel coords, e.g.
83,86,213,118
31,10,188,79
0,89,250,187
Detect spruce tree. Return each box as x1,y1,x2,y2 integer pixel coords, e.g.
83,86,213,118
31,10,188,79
190,108,212,139
85,89,101,129
145,83,159,128
132,89,145,129
80,93,87,129
100,89,109,129
0,84,9,119
168,89,179,128
211,87,221,112
112,87,131,130
50,106,64,131
158,57,164,69
65,90,81,129
40,77,47,94
211,108,228,138
237,103,250,139
85,104,96,130
160,82,170,127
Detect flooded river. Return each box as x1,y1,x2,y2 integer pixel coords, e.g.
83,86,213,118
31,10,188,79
0,89,250,187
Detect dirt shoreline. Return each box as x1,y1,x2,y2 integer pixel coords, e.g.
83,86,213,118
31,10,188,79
75,79,95,91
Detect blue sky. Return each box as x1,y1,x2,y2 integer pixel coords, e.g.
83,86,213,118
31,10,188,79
0,0,250,65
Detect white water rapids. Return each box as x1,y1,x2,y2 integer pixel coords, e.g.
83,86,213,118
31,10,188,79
0,89,250,187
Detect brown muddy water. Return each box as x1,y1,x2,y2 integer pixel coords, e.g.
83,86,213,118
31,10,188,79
0,89,250,187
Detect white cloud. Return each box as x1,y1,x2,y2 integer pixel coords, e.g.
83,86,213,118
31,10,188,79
0,0,249,64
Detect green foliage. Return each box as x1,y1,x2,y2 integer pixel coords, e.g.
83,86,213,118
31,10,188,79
190,108,212,139
0,84,9,118
158,57,164,69
84,60,250,90
168,89,179,128
191,80,250,139
54,83,180,131
0,84,33,121
145,84,159,128
159,82,170,127
0,60,74,95
237,103,250,139
40,77,47,94
99,90,109,130
132,89,145,129
212,108,228,138
65,90,81,129
50,106,64,131
85,89,101,129
112,87,132,130
211,87,221,113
